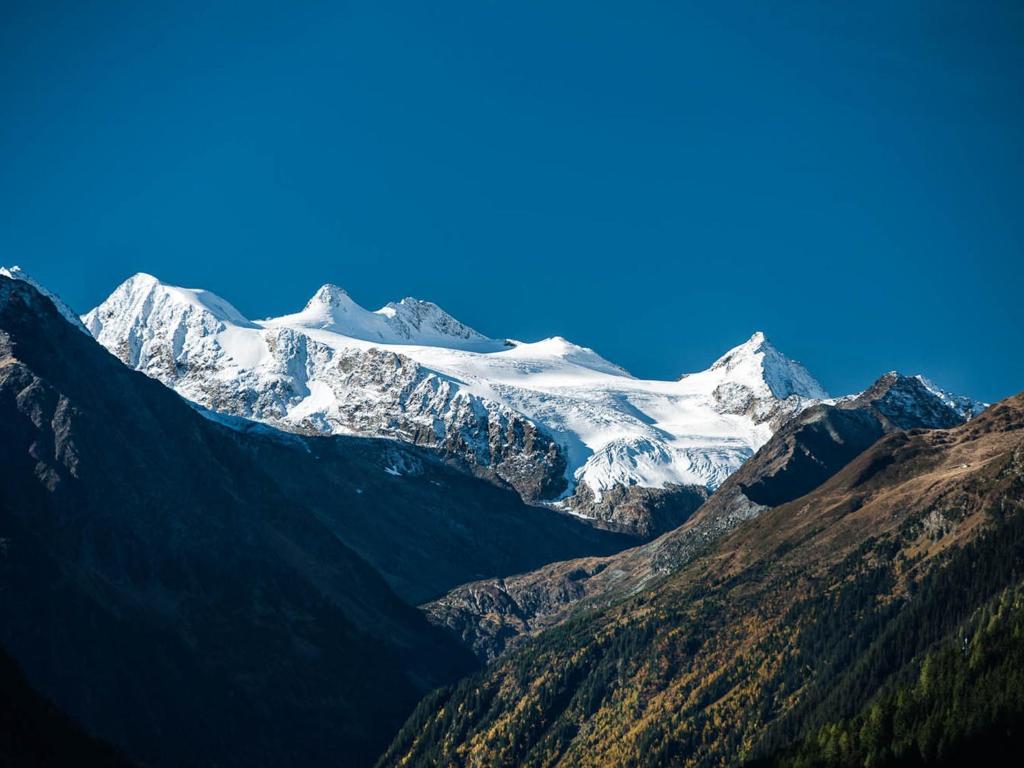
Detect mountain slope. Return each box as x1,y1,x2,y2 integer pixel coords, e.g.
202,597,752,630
379,392,1024,767
0,646,130,768
220,423,634,604
80,273,849,535
755,580,1024,767
0,274,483,767
0,266,89,333
424,371,978,660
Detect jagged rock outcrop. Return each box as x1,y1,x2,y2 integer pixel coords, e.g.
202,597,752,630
563,482,709,537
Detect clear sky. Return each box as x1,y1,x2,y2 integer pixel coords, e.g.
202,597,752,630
2,1,1022,401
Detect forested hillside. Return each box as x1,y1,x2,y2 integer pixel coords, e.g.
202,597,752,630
379,395,1024,767
753,555,1024,766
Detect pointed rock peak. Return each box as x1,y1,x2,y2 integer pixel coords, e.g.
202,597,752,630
304,283,358,311
878,370,910,387
710,331,774,367
855,370,924,402
849,371,975,429
378,296,489,344
1,265,90,333
854,372,986,424
705,331,828,400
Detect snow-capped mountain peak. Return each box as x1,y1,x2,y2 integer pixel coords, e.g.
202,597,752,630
278,283,370,330
83,272,255,329
306,282,354,311
78,274,838,524
501,336,632,377
264,284,494,349
81,274,260,381
378,296,491,346
702,331,829,401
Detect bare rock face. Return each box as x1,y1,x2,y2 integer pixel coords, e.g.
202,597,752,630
563,482,708,537
283,344,569,501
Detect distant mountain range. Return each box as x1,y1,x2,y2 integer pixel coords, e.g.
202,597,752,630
77,271,982,536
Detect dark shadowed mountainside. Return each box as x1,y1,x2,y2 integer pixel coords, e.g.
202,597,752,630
224,421,634,605
0,274,483,767
0,646,130,768
0,275,639,767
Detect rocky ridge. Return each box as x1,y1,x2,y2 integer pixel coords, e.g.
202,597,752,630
424,371,985,661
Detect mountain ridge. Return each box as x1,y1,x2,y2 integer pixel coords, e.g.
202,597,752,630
72,272,855,536
10,266,986,538
1,272,479,766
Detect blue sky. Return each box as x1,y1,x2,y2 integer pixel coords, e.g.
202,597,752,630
2,1,1022,400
